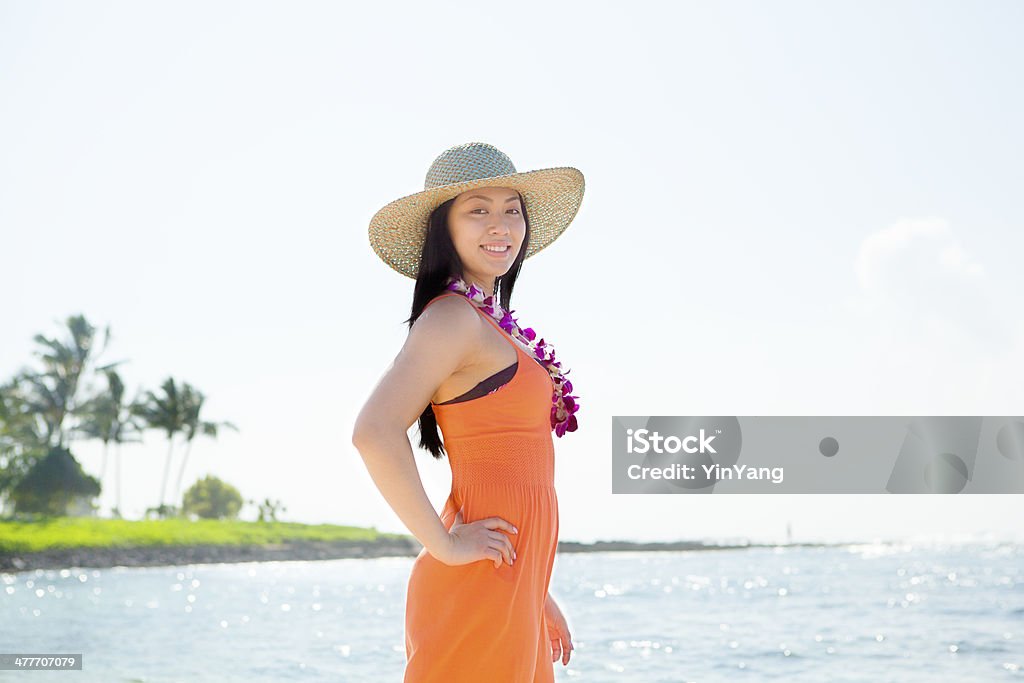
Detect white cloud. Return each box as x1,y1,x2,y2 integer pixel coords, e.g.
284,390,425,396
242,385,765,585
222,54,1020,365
855,217,984,289
851,217,1014,355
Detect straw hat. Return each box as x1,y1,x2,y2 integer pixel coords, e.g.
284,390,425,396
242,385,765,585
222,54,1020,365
368,142,585,279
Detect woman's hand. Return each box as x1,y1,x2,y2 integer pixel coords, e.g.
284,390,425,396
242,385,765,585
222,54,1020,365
544,592,574,666
437,508,518,569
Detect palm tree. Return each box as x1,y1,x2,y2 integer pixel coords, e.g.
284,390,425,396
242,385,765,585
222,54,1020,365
20,314,112,448
0,377,49,514
3,315,112,516
172,384,237,504
74,368,143,517
132,377,185,516
0,377,48,456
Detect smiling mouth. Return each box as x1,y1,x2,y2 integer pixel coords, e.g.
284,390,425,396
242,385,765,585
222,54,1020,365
480,245,512,256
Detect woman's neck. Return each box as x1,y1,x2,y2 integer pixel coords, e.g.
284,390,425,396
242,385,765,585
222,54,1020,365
464,276,495,299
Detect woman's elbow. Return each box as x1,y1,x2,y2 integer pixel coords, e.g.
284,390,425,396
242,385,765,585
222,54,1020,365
351,421,377,450
352,403,382,446
351,418,399,451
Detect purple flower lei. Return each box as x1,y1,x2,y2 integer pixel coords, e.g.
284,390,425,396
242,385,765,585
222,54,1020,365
443,274,580,437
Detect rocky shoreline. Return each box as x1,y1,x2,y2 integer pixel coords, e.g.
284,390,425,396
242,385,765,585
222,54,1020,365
1,538,848,574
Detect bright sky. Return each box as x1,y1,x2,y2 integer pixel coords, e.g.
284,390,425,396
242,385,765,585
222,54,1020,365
2,1,1022,544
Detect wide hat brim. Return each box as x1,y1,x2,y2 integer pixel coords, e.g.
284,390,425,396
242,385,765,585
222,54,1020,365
368,166,585,279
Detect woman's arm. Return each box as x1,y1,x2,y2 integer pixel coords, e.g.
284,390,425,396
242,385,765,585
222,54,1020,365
544,591,574,665
352,425,452,558
351,297,481,560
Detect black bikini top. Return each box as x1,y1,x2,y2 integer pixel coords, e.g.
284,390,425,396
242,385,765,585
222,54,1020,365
436,361,518,405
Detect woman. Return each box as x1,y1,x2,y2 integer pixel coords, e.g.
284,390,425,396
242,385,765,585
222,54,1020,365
352,142,585,682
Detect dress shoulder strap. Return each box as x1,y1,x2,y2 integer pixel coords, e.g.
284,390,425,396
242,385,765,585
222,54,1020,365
422,291,464,312
422,292,522,353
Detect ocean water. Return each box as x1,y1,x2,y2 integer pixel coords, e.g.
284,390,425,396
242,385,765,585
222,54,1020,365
1,542,1021,682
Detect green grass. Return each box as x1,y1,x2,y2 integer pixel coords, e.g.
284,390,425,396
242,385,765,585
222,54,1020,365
0,517,411,554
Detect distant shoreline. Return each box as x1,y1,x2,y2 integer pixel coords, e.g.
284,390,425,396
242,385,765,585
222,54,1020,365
1,538,860,574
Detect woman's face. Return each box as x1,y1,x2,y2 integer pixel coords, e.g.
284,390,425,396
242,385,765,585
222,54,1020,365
447,186,526,290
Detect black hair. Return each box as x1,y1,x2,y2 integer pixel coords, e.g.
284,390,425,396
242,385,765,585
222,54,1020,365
403,190,531,459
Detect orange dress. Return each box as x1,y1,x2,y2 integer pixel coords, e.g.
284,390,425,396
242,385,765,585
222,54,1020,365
404,292,560,683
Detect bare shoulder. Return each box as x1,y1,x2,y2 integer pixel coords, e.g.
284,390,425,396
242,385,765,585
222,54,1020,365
408,295,482,362
415,295,480,331
352,295,486,436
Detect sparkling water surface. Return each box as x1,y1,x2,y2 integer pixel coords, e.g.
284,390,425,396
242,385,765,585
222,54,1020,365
2,542,1021,682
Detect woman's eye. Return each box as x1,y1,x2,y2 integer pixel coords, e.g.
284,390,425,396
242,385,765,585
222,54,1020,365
471,207,520,214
